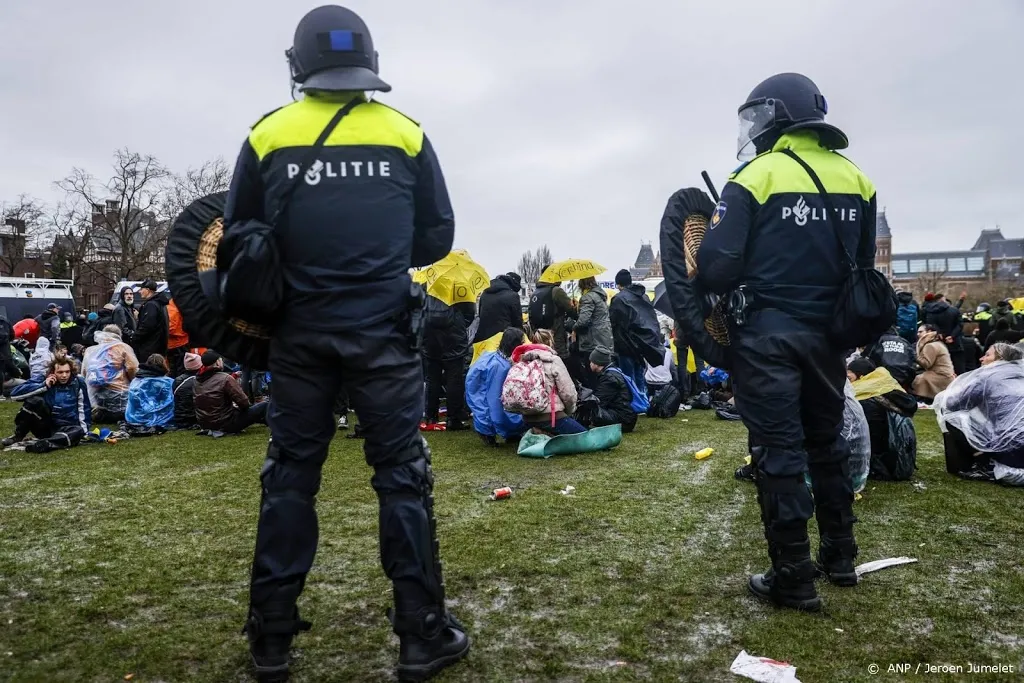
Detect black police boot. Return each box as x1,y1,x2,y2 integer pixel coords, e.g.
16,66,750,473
242,593,310,682
808,450,859,587
389,606,470,682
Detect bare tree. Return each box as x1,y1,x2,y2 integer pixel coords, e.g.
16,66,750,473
0,194,45,276
163,157,232,221
915,270,948,298
516,245,553,297
54,149,170,289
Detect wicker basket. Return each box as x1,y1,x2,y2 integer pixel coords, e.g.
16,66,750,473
196,217,272,340
682,213,731,346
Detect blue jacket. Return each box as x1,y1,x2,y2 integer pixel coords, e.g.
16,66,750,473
125,365,175,428
465,352,526,439
224,93,454,334
697,132,877,325
13,376,92,432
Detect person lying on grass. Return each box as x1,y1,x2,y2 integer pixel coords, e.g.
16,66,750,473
3,354,91,453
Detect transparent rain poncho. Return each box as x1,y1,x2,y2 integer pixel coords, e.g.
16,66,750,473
935,360,1024,454
843,380,871,493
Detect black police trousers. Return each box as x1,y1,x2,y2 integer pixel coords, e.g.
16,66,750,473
731,310,856,558
249,318,448,635
423,355,466,424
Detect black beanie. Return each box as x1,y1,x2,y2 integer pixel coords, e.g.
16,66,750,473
615,269,632,287
504,272,522,292
847,357,875,379
589,346,613,367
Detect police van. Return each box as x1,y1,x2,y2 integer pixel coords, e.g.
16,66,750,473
0,277,76,322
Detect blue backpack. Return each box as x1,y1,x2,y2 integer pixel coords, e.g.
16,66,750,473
896,303,918,337
607,367,650,414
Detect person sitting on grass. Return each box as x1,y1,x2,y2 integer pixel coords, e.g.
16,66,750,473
913,324,955,402
981,341,1023,367
465,327,527,447
82,325,139,424
936,349,1024,485
506,329,584,436
194,350,268,435
580,346,638,433
124,354,176,433
847,358,918,480
172,351,202,430
3,355,91,453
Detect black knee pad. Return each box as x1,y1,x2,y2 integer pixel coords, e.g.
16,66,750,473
260,442,323,501
755,472,815,541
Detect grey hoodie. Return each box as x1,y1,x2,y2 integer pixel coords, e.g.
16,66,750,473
574,285,614,353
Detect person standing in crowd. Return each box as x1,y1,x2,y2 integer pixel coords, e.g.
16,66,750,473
673,322,704,399
83,306,114,346
133,279,170,361
35,303,62,344
59,312,83,349
974,303,994,343
4,355,91,453
165,298,190,377
422,295,474,430
571,277,613,388
608,269,663,397
894,291,920,344
112,287,138,345
991,299,1016,330
474,272,524,343
697,73,877,612
922,292,966,375
528,269,577,367
0,314,14,397
221,6,468,680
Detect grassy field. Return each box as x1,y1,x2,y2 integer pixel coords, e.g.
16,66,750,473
1,402,1022,683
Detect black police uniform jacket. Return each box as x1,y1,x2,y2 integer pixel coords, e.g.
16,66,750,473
697,132,877,326
223,94,454,333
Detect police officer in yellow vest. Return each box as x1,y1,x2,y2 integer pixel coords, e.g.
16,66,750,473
224,6,469,681
697,73,877,612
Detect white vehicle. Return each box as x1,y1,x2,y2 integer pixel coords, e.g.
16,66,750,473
0,277,76,322
108,280,170,307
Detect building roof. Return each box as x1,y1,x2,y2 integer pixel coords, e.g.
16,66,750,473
633,244,655,268
988,238,1024,260
875,210,891,238
972,228,1006,252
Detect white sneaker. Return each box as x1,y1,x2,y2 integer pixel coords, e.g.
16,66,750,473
338,415,349,430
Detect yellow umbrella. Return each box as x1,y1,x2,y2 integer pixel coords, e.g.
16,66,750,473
539,259,606,284
413,250,490,305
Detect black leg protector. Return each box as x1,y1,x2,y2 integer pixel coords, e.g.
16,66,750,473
372,437,470,681
749,453,820,611
244,442,321,681
808,439,859,585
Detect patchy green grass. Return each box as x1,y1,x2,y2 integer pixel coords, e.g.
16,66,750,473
1,403,1022,683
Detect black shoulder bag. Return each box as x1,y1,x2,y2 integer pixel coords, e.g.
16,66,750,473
781,149,897,348
218,97,364,325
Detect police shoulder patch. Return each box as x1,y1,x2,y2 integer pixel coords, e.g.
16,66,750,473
710,201,728,229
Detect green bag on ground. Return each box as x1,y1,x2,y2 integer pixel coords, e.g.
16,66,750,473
517,424,623,459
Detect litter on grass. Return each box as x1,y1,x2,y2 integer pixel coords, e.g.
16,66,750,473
560,485,576,495
730,650,801,683
855,557,918,577
695,447,714,460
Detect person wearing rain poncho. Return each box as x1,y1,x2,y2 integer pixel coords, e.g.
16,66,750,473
847,358,918,481
81,326,139,423
28,337,53,382
124,354,175,432
465,328,527,446
936,344,1024,485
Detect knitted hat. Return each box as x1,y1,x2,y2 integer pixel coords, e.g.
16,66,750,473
615,269,632,287
184,352,203,372
87,312,99,322
589,345,613,367
923,292,936,302
847,357,876,379
201,349,222,367
504,272,522,292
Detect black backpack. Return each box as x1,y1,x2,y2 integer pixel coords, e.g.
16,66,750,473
870,412,918,481
529,286,557,330
647,385,682,418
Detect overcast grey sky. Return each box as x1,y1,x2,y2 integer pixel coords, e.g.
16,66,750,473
1,0,1021,277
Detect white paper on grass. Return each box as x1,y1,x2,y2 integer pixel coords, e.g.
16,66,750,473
855,557,918,577
729,650,801,683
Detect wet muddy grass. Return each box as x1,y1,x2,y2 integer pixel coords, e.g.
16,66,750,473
1,405,1022,682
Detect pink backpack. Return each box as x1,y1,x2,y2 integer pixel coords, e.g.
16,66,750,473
501,358,556,425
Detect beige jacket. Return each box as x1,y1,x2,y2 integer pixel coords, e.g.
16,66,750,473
913,335,955,399
519,345,578,418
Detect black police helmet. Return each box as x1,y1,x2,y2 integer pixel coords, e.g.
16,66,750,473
288,5,391,93
738,73,848,157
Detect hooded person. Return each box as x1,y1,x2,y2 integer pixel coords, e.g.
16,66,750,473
28,337,53,382
607,269,663,396
81,325,140,423
124,354,176,431
992,300,1017,330
34,303,62,344
571,277,614,387
474,273,525,343
112,287,138,344
133,279,171,361
528,268,577,359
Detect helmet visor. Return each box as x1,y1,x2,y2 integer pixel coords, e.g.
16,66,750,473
737,100,777,161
